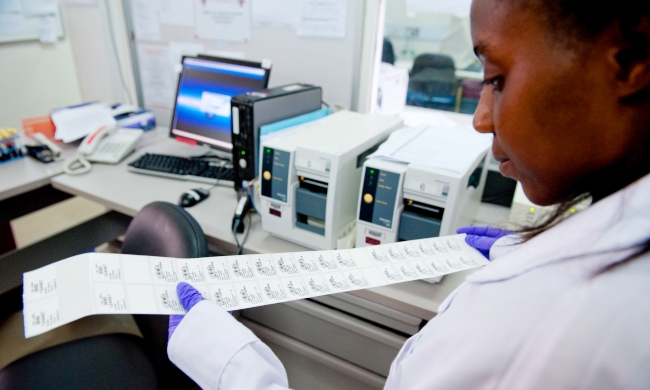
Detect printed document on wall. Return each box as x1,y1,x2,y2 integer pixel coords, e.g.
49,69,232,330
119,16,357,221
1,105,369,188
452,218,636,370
20,0,57,17
168,41,205,83
194,0,250,42
36,14,56,43
406,0,472,16
137,44,175,110
251,0,298,29
160,0,194,27
0,0,27,41
131,0,161,41
296,0,347,38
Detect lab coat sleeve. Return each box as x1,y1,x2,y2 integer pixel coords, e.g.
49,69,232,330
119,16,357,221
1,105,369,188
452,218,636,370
168,300,289,390
489,234,522,261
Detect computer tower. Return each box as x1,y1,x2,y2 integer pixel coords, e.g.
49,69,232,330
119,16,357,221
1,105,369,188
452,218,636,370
231,84,322,191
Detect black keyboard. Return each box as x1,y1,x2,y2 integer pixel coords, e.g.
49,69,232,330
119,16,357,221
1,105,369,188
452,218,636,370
128,153,235,187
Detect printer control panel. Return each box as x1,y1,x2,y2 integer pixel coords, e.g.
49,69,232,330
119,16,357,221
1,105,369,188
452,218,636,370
261,147,291,203
358,167,401,229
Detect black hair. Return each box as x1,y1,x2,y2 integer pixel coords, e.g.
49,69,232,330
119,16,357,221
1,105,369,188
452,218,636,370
515,0,650,44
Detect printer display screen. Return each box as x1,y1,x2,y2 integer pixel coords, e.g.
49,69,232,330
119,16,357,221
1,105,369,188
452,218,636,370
359,167,400,229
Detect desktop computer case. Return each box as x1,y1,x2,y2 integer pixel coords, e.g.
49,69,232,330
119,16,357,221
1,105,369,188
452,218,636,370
231,84,322,191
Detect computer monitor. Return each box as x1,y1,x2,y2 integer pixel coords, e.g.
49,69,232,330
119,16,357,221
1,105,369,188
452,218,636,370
170,55,271,158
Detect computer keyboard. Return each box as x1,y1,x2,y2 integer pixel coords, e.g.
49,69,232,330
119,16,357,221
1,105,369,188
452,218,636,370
128,153,235,187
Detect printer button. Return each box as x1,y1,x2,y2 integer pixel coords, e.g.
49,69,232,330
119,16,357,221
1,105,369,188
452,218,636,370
239,158,247,169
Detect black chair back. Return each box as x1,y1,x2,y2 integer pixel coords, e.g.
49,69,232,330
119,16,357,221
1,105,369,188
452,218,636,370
122,201,208,390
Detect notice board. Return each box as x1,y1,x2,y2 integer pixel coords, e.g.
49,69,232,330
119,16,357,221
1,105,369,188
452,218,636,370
123,0,367,127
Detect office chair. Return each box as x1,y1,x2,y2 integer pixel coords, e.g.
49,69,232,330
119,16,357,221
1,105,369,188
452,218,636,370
382,37,396,65
0,333,157,389
406,53,460,112
0,201,208,390
121,201,209,390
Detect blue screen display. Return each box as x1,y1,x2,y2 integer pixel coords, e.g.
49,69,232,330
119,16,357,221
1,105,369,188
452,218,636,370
171,57,267,150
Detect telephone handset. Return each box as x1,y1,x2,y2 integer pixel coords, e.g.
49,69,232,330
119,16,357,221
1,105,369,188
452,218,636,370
64,125,144,175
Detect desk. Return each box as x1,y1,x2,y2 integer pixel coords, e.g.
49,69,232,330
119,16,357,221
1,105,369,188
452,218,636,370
49,120,509,388
51,134,510,321
0,143,79,255
0,131,165,302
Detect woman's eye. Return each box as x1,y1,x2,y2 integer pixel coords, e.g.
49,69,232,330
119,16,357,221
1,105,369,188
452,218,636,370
483,76,504,92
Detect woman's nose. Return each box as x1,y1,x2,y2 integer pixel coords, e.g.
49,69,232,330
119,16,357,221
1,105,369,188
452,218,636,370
473,87,495,134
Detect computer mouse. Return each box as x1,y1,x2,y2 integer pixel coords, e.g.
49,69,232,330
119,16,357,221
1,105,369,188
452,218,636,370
179,188,210,208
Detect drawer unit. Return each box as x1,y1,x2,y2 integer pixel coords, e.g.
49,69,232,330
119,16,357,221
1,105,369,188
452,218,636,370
242,299,407,377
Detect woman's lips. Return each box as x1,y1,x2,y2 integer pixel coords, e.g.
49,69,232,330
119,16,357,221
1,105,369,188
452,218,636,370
492,154,512,175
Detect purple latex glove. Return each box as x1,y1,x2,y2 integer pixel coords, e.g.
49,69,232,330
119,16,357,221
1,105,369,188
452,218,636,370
457,226,512,259
168,282,206,341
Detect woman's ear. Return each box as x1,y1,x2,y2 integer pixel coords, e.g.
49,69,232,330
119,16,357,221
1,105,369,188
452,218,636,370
611,16,650,99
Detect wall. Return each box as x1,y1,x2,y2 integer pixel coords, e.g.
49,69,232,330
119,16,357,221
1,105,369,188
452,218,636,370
62,4,115,104
0,8,83,131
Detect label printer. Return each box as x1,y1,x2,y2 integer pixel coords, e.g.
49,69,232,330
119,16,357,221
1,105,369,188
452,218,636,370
355,152,489,248
260,111,403,250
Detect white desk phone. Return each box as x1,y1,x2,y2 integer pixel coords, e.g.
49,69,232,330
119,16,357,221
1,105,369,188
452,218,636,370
64,125,143,175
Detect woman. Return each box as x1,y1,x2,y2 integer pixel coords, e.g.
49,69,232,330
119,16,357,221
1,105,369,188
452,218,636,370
167,0,650,388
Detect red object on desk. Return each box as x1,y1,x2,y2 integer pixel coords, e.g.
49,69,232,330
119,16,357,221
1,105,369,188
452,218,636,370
21,116,57,141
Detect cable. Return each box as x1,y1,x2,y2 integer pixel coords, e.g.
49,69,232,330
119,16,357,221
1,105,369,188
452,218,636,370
103,0,133,104
189,152,231,163
231,195,253,254
247,177,260,215
321,100,330,108
232,213,252,255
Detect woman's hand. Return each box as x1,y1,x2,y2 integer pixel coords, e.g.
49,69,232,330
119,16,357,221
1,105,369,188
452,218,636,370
457,226,513,259
168,282,207,341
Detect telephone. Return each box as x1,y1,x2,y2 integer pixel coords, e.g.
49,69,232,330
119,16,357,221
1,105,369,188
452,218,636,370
64,125,143,175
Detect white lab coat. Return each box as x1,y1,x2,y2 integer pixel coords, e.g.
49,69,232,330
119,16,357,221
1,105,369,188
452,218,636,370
168,173,650,390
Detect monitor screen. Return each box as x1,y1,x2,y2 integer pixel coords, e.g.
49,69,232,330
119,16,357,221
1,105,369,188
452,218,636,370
170,56,270,153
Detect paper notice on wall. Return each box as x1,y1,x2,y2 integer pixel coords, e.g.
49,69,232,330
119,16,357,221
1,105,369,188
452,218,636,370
160,0,194,27
296,0,346,38
194,0,251,42
131,0,161,41
36,14,56,43
406,0,472,16
137,44,175,110
251,0,298,29
205,49,246,60
20,0,57,16
169,41,204,68
1,0,22,13
23,235,487,337
0,12,28,40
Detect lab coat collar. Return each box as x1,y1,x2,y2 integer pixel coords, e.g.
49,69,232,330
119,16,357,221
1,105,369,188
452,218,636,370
466,172,650,283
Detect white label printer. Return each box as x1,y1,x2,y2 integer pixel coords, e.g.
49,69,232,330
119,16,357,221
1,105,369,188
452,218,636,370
355,152,489,248
259,111,403,250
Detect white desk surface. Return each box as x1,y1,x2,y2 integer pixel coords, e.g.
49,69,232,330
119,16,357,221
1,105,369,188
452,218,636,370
51,127,510,321
0,142,77,202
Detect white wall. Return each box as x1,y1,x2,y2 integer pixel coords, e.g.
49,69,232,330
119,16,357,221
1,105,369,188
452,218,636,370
0,8,83,131
62,4,115,104
0,3,134,133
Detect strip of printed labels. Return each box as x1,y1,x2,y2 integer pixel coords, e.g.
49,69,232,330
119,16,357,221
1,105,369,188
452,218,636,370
23,234,487,338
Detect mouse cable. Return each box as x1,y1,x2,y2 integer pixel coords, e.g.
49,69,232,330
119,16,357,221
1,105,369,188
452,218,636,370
232,213,252,256
235,213,252,256
189,152,230,163
232,196,253,255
